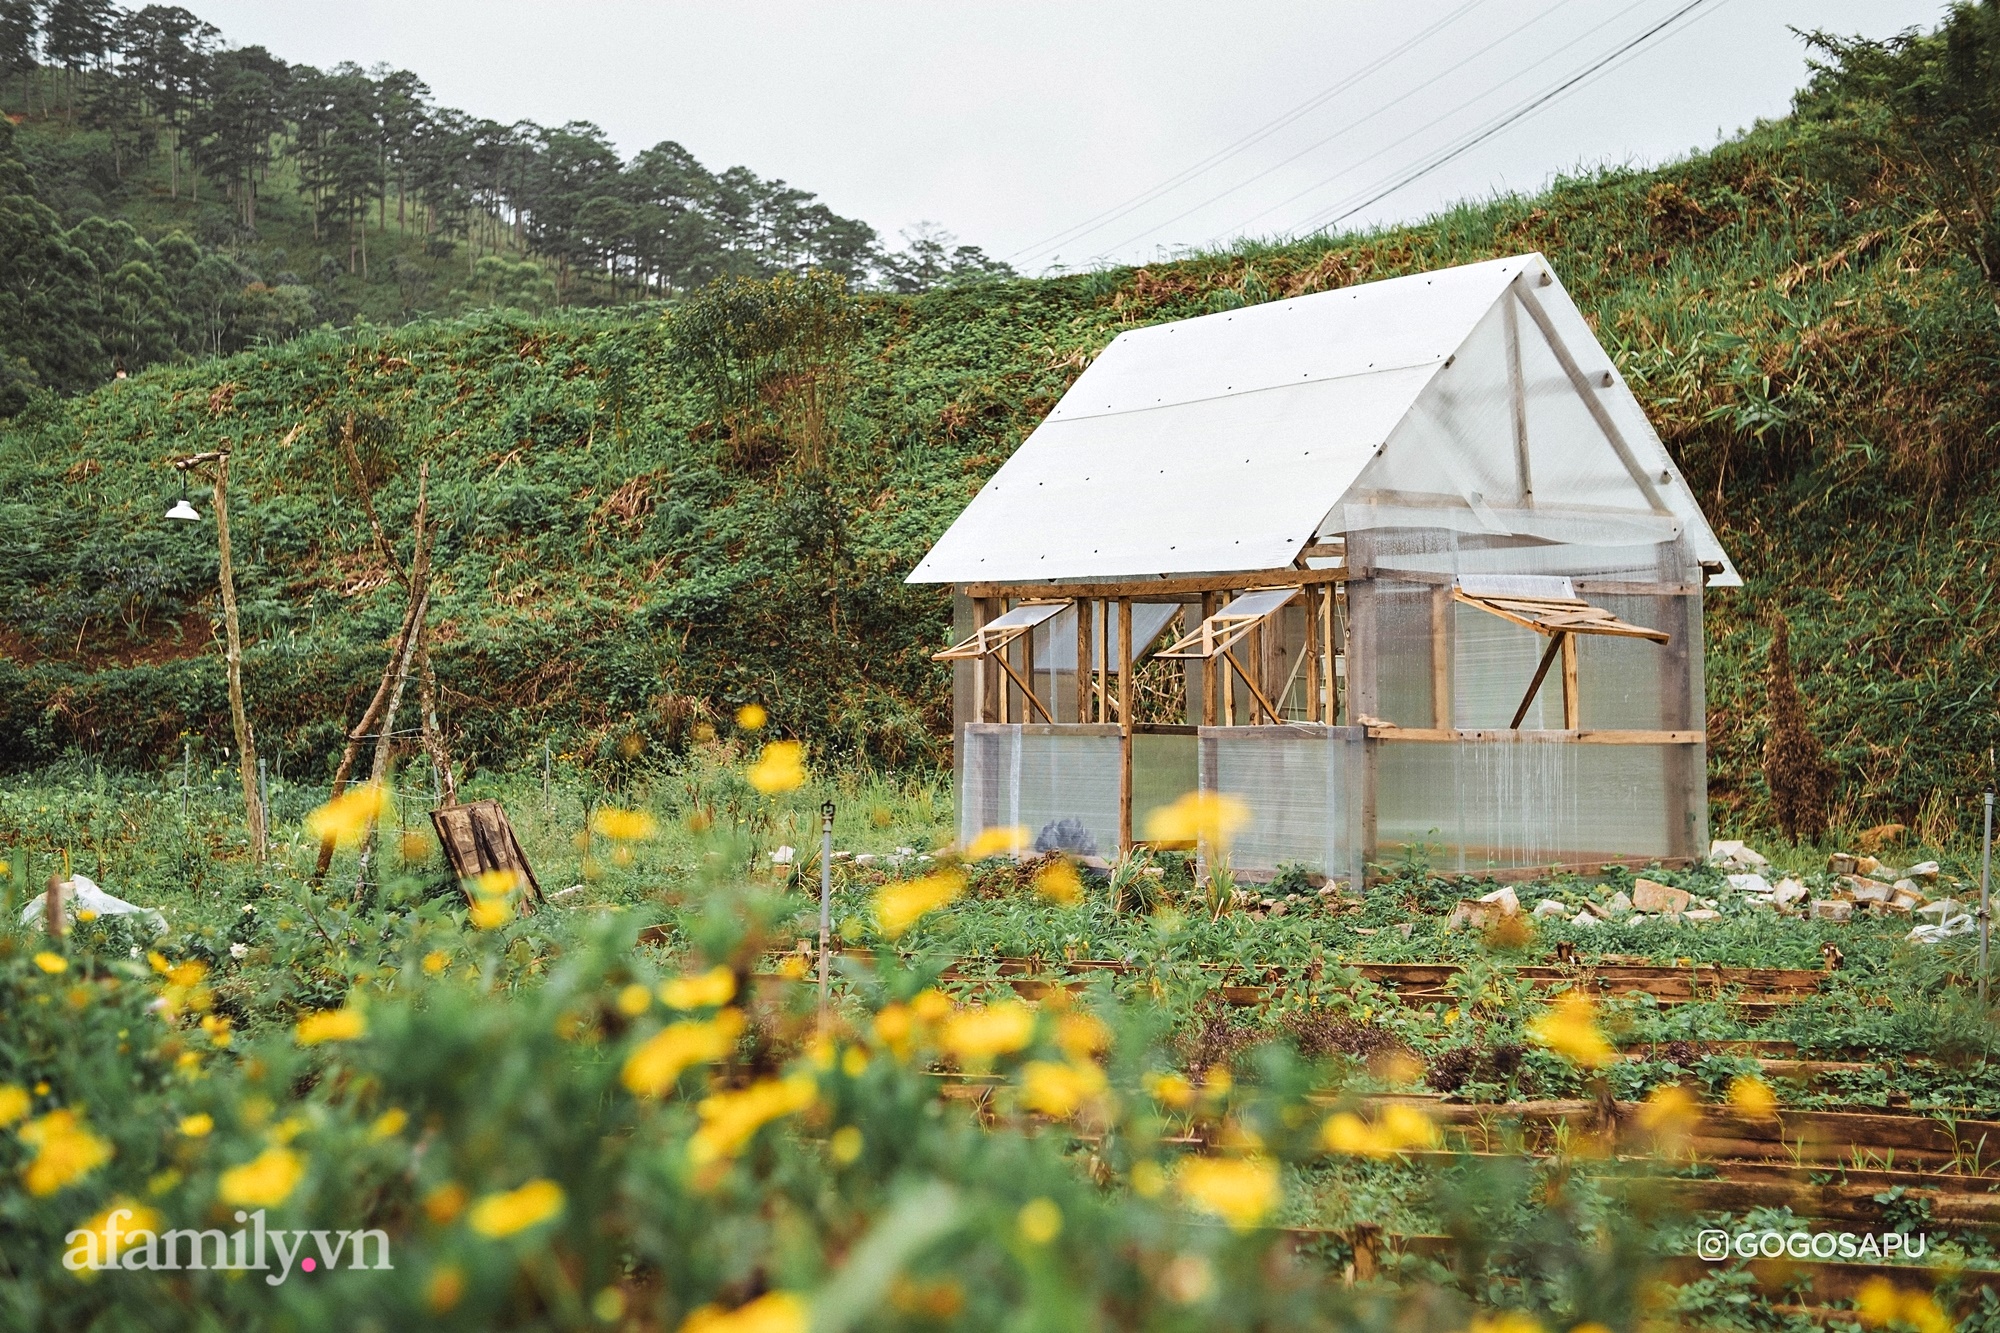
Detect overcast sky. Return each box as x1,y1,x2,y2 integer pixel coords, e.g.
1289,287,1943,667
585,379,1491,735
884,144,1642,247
185,0,1936,272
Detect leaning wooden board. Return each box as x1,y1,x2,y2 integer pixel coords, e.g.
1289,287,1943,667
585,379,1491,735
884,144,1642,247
431,799,545,908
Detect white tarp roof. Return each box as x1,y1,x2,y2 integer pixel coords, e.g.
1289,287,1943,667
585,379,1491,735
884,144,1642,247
909,252,1739,587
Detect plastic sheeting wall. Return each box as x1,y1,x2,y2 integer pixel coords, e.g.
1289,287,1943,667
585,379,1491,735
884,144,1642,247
1134,731,1199,841
958,724,1123,856
1374,739,1702,871
1199,725,1366,887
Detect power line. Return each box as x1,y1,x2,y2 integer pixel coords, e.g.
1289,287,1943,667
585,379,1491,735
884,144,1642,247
1210,0,1662,242
1300,0,1727,235
1007,0,1499,265
1084,0,1614,267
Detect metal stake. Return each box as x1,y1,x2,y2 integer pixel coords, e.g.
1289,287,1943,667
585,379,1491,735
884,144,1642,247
543,741,553,809
1981,791,1993,1006
818,801,836,1021
258,757,269,832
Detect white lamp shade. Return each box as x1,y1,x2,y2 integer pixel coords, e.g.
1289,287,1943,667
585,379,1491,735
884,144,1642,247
165,498,202,522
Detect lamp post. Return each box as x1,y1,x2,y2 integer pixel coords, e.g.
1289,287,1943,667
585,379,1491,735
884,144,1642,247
168,449,265,863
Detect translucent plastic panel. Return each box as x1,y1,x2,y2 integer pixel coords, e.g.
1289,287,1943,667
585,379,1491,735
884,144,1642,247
1374,739,1698,871
1514,300,1655,514
1034,602,1184,673
1453,602,1558,729
1363,297,1522,508
1368,584,1438,728
1133,731,1198,841
1199,725,1366,887
958,724,1124,856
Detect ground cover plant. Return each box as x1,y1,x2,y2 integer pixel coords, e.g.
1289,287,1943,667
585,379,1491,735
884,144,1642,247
2,739,1996,1329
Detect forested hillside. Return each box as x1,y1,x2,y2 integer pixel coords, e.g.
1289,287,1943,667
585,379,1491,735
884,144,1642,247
0,2,1010,411
4,9,2000,841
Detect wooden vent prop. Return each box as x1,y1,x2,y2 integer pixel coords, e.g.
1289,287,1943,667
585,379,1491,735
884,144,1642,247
1452,576,1668,730
431,799,544,909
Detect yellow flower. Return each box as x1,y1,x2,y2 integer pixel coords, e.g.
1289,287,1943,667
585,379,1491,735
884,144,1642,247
18,1110,112,1196
76,1199,163,1259
1017,1197,1062,1244
472,868,522,898
735,703,768,731
306,782,391,848
1143,792,1249,850
615,984,652,1016
829,1126,863,1163
591,807,659,841
1176,1155,1280,1230
295,1007,367,1046
1525,991,1613,1069
962,825,1028,859
1727,1075,1778,1118
1131,1160,1167,1197
370,1108,409,1140
1057,1012,1111,1060
1019,1060,1108,1119
680,1291,809,1333
1320,1104,1438,1157
469,895,512,930
33,952,67,974
621,1009,746,1097
874,870,965,939
939,1002,1035,1064
178,1113,214,1138
911,989,952,1022
1855,1278,1952,1333
1637,1083,1700,1147
217,1146,304,1207
746,740,806,794
423,950,450,975
1143,1071,1195,1109
660,966,737,1010
200,1014,232,1047
1034,859,1084,906
688,1073,819,1164
469,1178,565,1238
0,1085,29,1127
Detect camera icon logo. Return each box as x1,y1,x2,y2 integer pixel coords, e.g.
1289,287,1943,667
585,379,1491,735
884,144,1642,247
1696,1230,1730,1261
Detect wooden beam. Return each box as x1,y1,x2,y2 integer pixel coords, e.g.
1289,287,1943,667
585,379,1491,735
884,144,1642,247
1304,586,1320,723
971,597,991,722
1366,727,1706,744
1511,280,1672,516
1325,584,1341,724
1201,592,1218,727
1430,585,1451,729
961,567,1347,601
1118,599,1133,852
1076,598,1091,725
1222,647,1282,723
993,653,1052,723
1504,289,1533,507
1561,632,1579,730
1510,633,1565,730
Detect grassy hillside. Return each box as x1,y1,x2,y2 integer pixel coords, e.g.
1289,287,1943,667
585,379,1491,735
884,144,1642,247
4,103,1999,842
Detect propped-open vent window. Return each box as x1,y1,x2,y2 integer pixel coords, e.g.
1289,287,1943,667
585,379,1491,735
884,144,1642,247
1156,587,1298,723
935,600,1071,722
1452,575,1667,730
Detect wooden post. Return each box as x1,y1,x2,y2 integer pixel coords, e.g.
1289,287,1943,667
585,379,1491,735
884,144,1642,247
1560,631,1580,730
1022,600,1037,721
1201,592,1218,727
1118,599,1133,853
1430,584,1452,730
1304,588,1320,720
1325,583,1340,725
971,596,990,724
1505,286,1534,508
999,599,1013,725
1075,598,1091,724
211,454,265,864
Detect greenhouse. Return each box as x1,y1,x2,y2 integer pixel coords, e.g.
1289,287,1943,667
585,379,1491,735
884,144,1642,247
911,252,1739,885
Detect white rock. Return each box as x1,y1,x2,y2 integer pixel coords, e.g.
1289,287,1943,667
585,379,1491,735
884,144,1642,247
1476,886,1521,915
1683,909,1721,922
1710,839,1770,871
770,845,796,865
854,853,878,866
1532,899,1570,919
1572,911,1601,927
18,874,167,935
1907,861,1941,882
1772,877,1809,907
1916,898,1964,919
1602,891,1633,917
1726,873,1772,895
1810,899,1854,923
895,846,917,856
1909,913,1978,944
1632,878,1691,915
